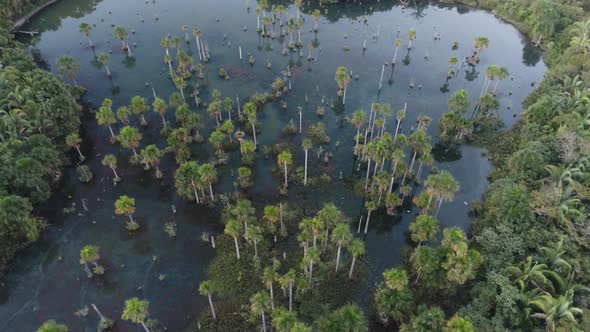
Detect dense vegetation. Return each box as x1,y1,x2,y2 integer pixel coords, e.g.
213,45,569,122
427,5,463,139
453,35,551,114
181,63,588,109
1,0,589,331
0,1,81,275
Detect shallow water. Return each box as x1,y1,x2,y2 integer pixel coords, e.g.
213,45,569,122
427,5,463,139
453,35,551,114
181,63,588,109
2,0,545,330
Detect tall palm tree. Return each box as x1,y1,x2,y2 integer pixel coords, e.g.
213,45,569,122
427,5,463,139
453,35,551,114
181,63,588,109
152,97,168,128
245,224,263,258
278,150,293,187
130,96,149,126
192,28,203,61
312,9,321,32
79,22,93,48
114,26,133,57
175,161,203,204
408,28,417,49
445,315,475,332
263,265,278,310
425,171,460,216
117,126,142,158
79,245,100,276
283,269,296,311
116,106,131,125
115,195,136,224
331,223,352,272
374,286,414,325
348,239,365,279
394,105,406,140
473,36,489,61
409,215,439,245
66,131,84,161
448,89,470,114
140,145,162,178
97,52,111,77
272,308,298,331
383,268,409,291
225,219,242,259
199,281,216,320
101,154,120,181
363,201,377,234
199,163,217,201
96,100,117,140
57,55,80,86
492,66,510,94
160,35,171,56
263,205,280,240
392,38,402,64
244,102,258,146
121,297,150,332
335,66,350,104
302,138,312,186
530,290,583,332
351,109,367,155
250,291,271,332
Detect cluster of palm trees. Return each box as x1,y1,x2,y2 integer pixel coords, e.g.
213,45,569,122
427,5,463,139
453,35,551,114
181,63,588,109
197,200,369,330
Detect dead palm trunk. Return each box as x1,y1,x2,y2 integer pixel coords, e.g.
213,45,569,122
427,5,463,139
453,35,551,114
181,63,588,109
335,243,342,271
191,180,201,204
349,256,357,278
304,149,309,186
208,294,216,320
208,181,215,201
364,210,372,234
283,161,288,186
233,236,240,259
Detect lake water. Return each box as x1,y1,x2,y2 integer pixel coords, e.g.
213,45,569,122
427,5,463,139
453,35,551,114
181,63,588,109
2,0,545,330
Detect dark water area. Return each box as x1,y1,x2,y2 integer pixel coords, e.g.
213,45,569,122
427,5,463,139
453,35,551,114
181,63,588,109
2,0,545,330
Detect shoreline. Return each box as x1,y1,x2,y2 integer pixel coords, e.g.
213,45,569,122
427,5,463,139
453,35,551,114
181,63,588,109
11,0,60,32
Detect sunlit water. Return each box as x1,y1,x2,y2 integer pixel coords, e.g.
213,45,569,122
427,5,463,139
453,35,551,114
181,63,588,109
1,0,545,330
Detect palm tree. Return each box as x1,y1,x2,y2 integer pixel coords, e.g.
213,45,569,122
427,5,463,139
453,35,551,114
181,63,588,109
57,55,80,86
160,35,171,57
130,96,149,126
351,109,367,155
152,97,168,128
114,26,133,57
244,102,258,146
331,223,352,272
221,120,234,144
223,97,234,121
95,52,112,79
175,161,203,204
115,195,136,224
363,201,377,234
383,268,409,291
425,171,460,216
263,265,278,310
250,291,271,332
410,246,439,283
79,22,93,48
448,89,470,114
473,36,489,61
141,145,162,178
225,219,242,259
66,131,84,161
272,308,298,330
79,245,100,276
192,28,203,61
444,315,475,332
407,129,429,175
492,66,510,94
97,100,117,140
392,38,402,64
408,28,417,49
117,126,142,158
263,205,280,240
374,286,414,325
394,105,406,140
283,269,296,311
348,239,365,279
199,163,217,201
312,9,321,32
245,224,263,258
409,215,439,245
101,154,120,181
277,150,293,187
121,297,150,332
302,138,312,186
335,66,350,103
116,106,131,125
37,320,68,332
199,281,216,320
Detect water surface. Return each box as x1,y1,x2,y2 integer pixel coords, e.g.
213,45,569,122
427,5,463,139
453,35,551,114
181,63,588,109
2,0,545,330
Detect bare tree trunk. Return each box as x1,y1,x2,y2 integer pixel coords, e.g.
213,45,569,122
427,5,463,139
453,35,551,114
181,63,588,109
335,244,342,271
208,294,216,320
349,257,356,278
234,236,240,259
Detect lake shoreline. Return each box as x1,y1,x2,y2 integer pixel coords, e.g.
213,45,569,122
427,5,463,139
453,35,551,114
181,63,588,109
11,0,60,32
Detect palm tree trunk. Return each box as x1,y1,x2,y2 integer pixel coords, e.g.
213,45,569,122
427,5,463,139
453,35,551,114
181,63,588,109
392,46,399,64
128,214,134,223
435,198,444,217
349,257,356,278
161,114,167,128
75,146,84,159
269,285,274,310
309,261,313,282
195,36,202,61
111,167,119,180
284,161,288,186
364,210,372,234
304,149,308,186
355,127,360,154
365,158,371,189
233,236,240,259
91,304,105,321
343,86,347,105
140,321,151,332
105,65,111,77
409,151,418,174
288,282,293,311
362,128,369,159
357,215,363,233
261,312,267,332
335,244,342,271
208,294,216,320
254,240,258,258
107,125,116,139
388,161,398,193
251,122,257,146
208,181,215,201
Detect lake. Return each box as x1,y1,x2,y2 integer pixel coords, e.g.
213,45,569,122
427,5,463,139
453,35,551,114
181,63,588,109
1,0,545,330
